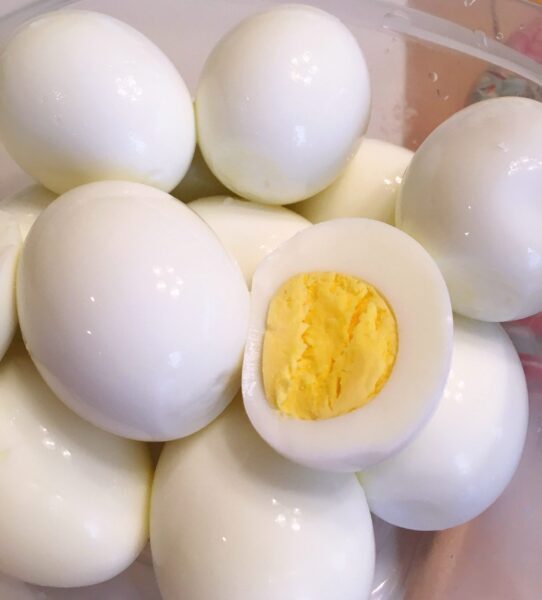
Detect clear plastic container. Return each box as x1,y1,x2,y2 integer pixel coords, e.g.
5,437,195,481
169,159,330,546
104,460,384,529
0,1,540,598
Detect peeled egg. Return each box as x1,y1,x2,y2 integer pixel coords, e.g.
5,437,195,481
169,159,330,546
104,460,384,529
293,138,413,225
196,5,370,205
0,10,195,194
360,315,528,531
151,398,375,600
189,196,310,285
0,337,152,587
0,184,56,238
172,146,230,203
0,210,21,361
17,181,249,440
243,218,453,472
397,97,542,322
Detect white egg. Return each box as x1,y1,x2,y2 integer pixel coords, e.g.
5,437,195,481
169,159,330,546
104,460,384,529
151,398,375,600
172,146,230,203
0,209,21,362
243,218,453,472
360,315,528,531
396,97,542,322
0,184,56,239
0,337,151,587
17,181,249,441
0,10,195,194
293,138,413,225
196,5,370,205
189,196,310,285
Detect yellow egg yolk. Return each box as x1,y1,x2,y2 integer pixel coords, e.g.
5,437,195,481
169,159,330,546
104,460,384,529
262,272,398,420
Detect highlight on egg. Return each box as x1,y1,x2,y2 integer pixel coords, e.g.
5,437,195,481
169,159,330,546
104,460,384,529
293,138,413,225
359,315,528,531
0,10,195,195
188,195,310,285
242,218,453,472
17,181,249,441
0,209,21,362
151,397,375,600
0,337,152,587
196,4,371,205
397,97,542,322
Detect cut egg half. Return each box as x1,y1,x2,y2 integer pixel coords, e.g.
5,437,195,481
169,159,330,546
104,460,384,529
242,219,453,472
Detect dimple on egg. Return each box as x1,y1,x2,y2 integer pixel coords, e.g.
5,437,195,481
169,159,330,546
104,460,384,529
243,218,453,472
17,181,249,441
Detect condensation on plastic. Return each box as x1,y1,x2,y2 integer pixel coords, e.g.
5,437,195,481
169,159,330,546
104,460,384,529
0,1,541,599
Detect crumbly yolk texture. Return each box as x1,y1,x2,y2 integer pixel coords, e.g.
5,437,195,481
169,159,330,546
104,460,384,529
262,272,398,420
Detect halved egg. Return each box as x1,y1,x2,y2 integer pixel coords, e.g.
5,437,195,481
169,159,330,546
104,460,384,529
242,218,453,472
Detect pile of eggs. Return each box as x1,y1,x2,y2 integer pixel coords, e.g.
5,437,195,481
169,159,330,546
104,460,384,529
0,5,540,599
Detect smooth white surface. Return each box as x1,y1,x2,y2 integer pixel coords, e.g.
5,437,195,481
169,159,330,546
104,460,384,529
151,398,375,600
189,196,310,285
0,184,57,238
0,337,152,587
360,316,528,531
293,138,413,225
0,210,21,362
17,181,249,441
172,146,230,203
0,10,195,194
397,97,542,322
243,218,453,472
196,4,371,205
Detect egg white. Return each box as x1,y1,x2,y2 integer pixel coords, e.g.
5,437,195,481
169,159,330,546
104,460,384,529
243,218,453,472
360,315,528,531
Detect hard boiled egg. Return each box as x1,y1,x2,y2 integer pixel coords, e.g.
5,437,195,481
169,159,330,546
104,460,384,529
0,184,56,238
151,398,375,600
0,10,195,194
0,337,152,587
293,138,413,225
196,5,370,205
0,209,21,362
360,315,528,531
397,97,542,322
188,196,310,285
17,181,249,440
243,218,453,472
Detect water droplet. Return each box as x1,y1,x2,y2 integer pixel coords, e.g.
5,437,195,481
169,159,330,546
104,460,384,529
474,29,488,48
496,32,504,41
464,0,477,6
497,142,509,152
428,71,439,82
